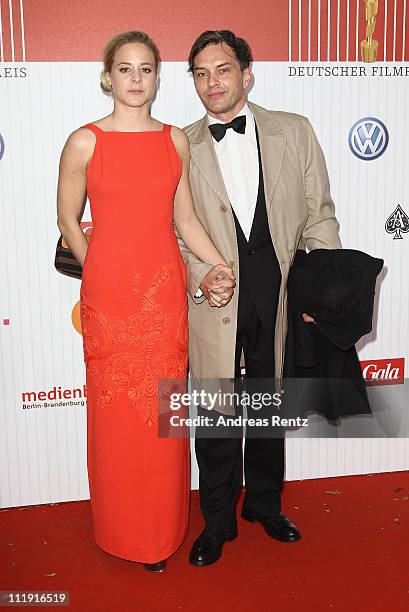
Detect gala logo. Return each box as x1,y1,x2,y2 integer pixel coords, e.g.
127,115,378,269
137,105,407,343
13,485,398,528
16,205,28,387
360,358,405,386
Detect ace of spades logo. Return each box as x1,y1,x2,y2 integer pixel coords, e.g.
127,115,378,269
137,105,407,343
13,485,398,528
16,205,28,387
385,205,409,240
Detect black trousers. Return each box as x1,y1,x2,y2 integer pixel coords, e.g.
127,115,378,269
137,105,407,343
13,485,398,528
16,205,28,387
195,287,285,538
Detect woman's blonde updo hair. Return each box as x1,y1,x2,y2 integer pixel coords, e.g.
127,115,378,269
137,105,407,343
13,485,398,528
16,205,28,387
100,31,161,93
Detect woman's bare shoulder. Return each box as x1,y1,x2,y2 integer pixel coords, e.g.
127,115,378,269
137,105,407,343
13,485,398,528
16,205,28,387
169,126,189,158
61,126,96,163
169,125,188,142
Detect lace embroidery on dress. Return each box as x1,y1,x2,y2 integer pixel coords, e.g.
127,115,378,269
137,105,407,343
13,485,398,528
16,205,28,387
81,267,188,426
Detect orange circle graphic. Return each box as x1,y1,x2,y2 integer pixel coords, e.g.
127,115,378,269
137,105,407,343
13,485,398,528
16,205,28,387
71,301,82,335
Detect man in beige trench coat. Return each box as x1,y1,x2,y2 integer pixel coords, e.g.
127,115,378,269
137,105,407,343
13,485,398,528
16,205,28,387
178,30,342,567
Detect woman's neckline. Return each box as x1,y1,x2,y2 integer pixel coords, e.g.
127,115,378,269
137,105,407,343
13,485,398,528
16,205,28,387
89,122,165,134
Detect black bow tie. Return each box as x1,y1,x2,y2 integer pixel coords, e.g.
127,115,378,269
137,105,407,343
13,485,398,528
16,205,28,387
208,115,246,142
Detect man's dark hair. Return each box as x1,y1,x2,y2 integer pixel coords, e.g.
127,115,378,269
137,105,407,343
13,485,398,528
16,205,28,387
188,30,253,73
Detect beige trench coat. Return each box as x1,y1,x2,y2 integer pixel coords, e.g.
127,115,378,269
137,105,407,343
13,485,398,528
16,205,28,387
178,101,341,385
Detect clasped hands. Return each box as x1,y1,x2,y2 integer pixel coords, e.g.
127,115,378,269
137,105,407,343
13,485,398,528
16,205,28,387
200,264,315,322
199,264,236,308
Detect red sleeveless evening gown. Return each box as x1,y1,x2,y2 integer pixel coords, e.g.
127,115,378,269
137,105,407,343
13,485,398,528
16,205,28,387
79,122,189,563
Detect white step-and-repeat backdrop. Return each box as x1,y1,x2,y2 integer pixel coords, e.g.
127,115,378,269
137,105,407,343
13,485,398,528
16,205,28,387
1,0,408,507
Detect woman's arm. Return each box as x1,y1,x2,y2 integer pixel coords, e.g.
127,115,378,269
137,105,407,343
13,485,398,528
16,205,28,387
171,127,234,271
56,128,95,266
171,127,235,307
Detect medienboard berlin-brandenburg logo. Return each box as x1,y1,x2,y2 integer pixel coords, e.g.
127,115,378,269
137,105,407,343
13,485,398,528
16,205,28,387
0,134,5,160
348,117,389,161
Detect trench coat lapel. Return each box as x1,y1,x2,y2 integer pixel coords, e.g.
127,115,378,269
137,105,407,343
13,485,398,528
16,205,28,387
248,101,287,211
188,115,231,208
188,103,287,212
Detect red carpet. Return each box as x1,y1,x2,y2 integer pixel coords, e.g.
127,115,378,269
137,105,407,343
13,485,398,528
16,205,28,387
1,473,409,611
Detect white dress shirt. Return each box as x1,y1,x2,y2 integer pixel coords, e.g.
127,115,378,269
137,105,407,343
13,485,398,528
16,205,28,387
208,103,259,240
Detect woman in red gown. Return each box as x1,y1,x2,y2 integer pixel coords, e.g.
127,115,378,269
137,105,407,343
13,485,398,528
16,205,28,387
56,31,234,572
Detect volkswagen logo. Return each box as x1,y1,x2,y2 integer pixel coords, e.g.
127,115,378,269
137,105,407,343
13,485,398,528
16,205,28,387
0,134,4,161
348,117,389,161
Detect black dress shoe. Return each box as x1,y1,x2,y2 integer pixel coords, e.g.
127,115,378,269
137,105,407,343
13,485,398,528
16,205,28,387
189,529,238,567
143,560,167,572
242,509,301,542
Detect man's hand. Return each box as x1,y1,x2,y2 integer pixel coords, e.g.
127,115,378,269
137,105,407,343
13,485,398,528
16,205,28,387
200,264,236,308
302,313,315,324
